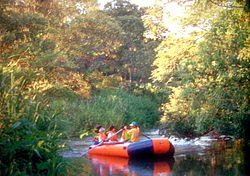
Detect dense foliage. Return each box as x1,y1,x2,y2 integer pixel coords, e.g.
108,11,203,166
151,0,250,138
0,0,249,175
0,0,160,175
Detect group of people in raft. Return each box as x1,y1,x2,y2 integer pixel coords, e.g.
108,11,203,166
93,121,140,144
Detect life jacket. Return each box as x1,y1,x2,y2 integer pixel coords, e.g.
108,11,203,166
106,131,118,142
127,127,140,143
98,132,107,142
121,129,131,141
93,134,99,142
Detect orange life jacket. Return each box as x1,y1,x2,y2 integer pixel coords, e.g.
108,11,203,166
98,132,107,142
106,131,118,142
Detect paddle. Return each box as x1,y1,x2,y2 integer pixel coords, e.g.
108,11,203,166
81,128,123,157
141,132,151,139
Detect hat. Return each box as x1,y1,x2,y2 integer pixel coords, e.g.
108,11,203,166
130,121,137,126
109,126,116,131
95,125,102,130
99,127,105,132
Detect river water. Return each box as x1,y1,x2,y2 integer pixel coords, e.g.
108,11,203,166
61,130,250,176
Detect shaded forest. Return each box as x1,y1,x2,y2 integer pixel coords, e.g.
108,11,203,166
0,0,249,175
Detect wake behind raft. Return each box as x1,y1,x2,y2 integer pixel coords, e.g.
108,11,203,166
88,138,175,158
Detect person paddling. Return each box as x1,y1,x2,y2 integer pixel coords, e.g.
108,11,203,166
106,126,118,142
93,125,107,145
92,126,100,144
127,122,140,143
120,125,131,142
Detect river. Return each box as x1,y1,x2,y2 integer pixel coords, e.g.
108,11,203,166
60,130,250,176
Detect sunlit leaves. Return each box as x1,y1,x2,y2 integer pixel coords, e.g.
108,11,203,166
151,34,200,83
153,1,250,136
70,10,123,57
142,3,169,40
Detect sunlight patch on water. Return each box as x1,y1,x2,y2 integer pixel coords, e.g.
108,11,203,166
168,136,215,146
146,129,227,146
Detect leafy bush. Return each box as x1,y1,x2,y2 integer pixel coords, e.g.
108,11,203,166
133,83,170,104
163,119,197,137
0,118,67,176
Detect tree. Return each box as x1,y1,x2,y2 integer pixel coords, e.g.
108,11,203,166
62,10,123,72
103,0,159,86
142,3,169,41
152,0,250,137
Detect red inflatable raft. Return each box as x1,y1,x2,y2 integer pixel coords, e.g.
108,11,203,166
88,138,175,158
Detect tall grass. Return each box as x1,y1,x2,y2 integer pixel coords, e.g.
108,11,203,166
0,64,67,175
49,89,161,137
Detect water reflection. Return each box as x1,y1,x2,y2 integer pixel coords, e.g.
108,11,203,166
172,141,248,176
88,154,175,176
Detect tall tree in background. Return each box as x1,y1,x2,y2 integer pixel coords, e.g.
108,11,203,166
103,0,159,86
